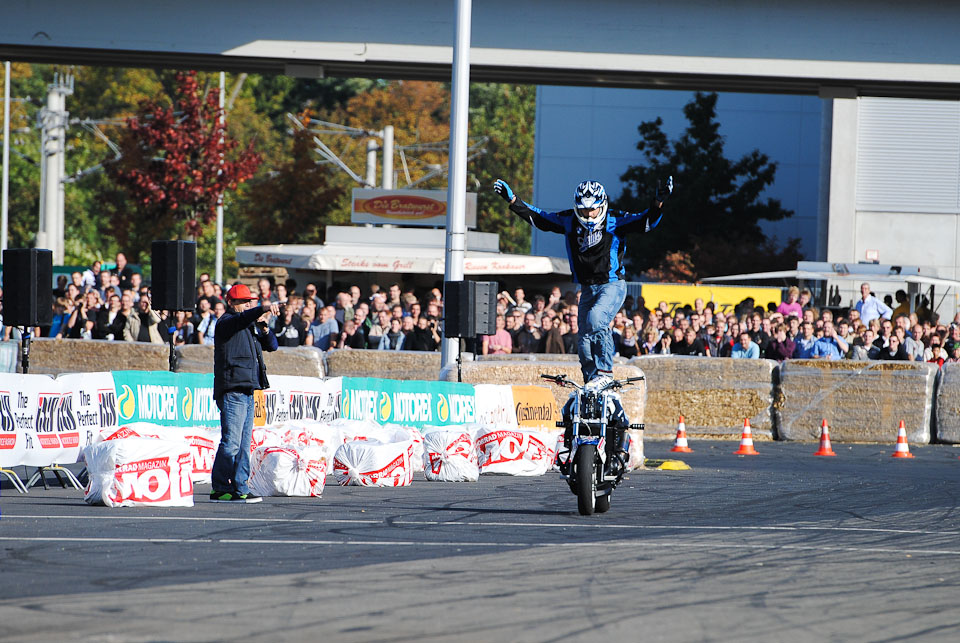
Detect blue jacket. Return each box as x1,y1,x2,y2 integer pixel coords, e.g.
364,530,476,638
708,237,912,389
509,200,662,285
214,305,278,400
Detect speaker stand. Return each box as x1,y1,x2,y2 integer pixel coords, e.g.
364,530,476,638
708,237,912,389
166,310,178,372
19,326,32,374
456,337,464,383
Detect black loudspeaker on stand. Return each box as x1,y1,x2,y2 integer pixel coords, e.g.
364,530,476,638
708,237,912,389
2,248,53,374
443,280,497,382
151,240,197,372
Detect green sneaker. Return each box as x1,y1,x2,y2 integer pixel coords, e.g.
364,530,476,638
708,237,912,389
210,490,242,503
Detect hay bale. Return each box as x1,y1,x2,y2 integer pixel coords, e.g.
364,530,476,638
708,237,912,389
325,348,441,380
776,360,936,443
175,345,324,377
440,360,646,425
175,344,214,373
477,353,628,364
27,338,169,375
629,355,776,439
935,363,960,443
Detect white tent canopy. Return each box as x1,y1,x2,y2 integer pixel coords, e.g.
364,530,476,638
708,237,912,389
235,226,570,276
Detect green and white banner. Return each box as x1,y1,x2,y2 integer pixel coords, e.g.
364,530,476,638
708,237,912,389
340,377,476,427
113,371,219,428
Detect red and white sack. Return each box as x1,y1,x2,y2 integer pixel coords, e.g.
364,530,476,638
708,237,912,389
248,445,326,497
83,437,194,508
474,425,552,476
159,426,221,484
94,424,162,444
333,439,415,487
329,417,383,443
421,428,479,482
277,420,343,474
250,425,287,453
625,428,644,471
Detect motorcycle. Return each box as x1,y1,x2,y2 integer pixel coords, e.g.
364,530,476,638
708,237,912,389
540,373,645,515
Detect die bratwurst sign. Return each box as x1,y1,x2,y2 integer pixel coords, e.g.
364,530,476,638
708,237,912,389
351,188,477,227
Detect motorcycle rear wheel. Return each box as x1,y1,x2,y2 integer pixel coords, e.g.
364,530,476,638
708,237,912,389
576,444,597,516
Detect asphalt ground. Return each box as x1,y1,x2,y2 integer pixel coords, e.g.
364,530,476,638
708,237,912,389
2,440,960,642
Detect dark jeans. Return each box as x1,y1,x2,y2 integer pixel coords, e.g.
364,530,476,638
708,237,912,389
211,390,255,494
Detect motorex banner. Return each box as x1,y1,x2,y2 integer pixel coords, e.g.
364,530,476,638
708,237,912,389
341,377,476,427
113,371,220,428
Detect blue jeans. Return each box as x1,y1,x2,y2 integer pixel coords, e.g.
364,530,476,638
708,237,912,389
578,280,627,383
211,391,255,494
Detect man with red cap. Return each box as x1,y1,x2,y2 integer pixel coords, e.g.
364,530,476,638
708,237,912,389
210,283,282,503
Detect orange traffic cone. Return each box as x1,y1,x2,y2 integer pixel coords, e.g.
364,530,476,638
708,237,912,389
733,418,759,455
814,419,836,456
671,415,693,453
891,420,914,458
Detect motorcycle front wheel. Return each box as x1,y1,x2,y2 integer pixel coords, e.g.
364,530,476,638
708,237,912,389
576,444,597,515
595,490,611,513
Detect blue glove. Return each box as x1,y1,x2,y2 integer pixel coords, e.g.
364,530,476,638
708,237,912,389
493,179,515,203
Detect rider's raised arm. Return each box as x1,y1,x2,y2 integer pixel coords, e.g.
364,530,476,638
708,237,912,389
610,204,663,234
509,199,566,234
493,178,565,234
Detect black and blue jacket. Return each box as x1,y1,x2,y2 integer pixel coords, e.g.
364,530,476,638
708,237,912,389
509,200,663,285
213,305,278,400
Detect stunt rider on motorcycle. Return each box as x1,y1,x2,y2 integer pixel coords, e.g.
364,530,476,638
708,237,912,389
493,177,670,387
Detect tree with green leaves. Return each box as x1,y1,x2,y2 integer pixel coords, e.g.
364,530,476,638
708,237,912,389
615,91,801,281
468,83,535,254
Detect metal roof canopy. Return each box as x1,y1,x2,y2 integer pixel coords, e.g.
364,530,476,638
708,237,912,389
3,1,960,99
235,226,570,277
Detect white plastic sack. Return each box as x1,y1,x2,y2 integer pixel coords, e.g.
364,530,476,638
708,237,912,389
276,420,343,474
83,437,194,508
250,425,287,453
328,417,383,443
625,429,644,471
421,429,479,482
474,425,552,476
384,424,424,472
94,425,162,443
248,445,326,497
161,427,221,484
333,439,415,487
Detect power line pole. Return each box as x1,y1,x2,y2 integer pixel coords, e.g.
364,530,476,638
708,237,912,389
36,72,72,264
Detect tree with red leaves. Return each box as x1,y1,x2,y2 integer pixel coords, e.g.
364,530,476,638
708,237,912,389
107,71,261,241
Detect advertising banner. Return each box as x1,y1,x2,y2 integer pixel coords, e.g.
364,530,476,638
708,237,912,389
351,188,477,228
511,385,560,431
255,376,340,427
473,384,517,426
113,371,219,429
340,377,475,428
0,374,32,468
639,283,783,314
57,372,119,462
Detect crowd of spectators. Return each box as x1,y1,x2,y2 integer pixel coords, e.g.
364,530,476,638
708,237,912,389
476,283,960,368
3,255,959,369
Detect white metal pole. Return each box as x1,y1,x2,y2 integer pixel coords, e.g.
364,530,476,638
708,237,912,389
2,61,10,253
365,138,378,187
215,71,225,286
382,125,394,189
440,0,472,370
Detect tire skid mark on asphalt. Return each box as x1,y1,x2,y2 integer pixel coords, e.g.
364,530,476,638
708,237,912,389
3,536,960,557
